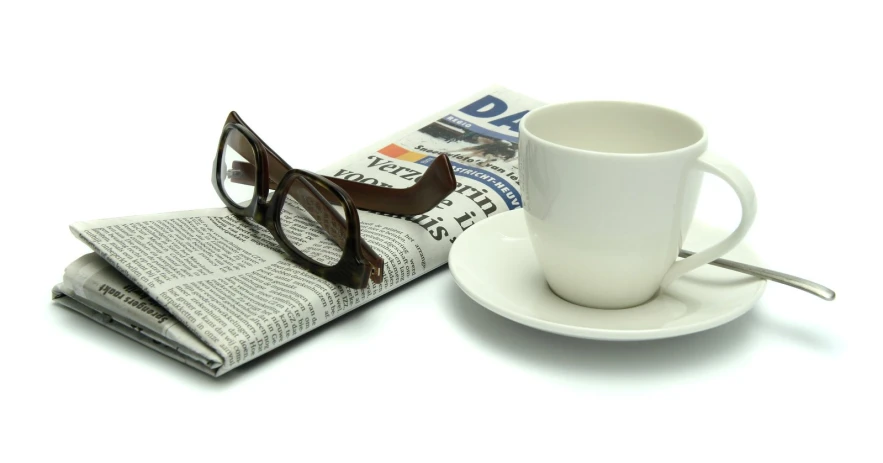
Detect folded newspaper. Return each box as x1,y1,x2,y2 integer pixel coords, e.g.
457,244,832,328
52,86,543,376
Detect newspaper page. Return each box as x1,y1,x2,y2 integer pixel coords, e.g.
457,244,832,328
52,253,221,375
52,86,543,376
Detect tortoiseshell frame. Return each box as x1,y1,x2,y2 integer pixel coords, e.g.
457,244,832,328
213,112,382,289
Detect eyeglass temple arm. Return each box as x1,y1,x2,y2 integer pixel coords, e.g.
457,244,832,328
323,155,457,215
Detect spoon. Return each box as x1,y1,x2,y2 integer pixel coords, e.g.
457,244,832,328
679,250,835,301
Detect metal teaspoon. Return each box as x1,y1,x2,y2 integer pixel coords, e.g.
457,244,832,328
679,250,836,301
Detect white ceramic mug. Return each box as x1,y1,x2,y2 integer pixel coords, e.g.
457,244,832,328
518,101,757,309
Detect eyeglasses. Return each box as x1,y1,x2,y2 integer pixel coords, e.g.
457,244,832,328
212,111,456,289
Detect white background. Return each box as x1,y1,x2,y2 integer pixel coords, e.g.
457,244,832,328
2,1,880,461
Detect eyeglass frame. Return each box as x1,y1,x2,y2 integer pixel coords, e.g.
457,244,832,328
212,111,456,289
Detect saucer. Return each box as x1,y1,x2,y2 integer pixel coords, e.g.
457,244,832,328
448,210,766,341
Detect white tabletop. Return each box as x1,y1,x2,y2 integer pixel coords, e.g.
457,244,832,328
3,1,880,461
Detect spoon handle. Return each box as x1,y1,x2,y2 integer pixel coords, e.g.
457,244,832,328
679,249,836,301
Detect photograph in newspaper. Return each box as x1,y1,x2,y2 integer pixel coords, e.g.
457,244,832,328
52,87,544,376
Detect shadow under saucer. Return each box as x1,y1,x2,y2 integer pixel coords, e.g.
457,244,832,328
444,277,760,380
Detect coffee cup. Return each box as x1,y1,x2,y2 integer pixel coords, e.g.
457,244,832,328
518,101,756,309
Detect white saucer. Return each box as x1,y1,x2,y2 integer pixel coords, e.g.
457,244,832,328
449,209,766,341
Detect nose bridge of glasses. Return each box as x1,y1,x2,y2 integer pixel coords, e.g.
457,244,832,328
250,201,272,227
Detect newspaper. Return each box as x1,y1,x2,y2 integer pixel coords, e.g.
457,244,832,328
52,86,543,376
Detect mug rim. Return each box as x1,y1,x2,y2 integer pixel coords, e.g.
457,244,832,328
519,100,708,158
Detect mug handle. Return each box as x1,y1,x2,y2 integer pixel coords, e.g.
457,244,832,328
660,154,758,288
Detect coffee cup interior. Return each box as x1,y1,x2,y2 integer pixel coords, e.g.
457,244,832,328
522,101,705,155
